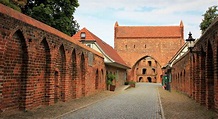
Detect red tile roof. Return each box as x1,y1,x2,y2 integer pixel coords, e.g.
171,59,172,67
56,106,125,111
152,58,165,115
115,22,183,38
72,28,129,68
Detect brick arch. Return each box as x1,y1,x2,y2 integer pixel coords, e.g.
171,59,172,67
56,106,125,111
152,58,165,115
206,41,215,110
80,52,86,96
101,69,104,89
131,55,162,83
183,69,186,93
133,55,162,68
95,69,99,89
71,49,77,99
200,46,206,105
54,44,66,103
3,29,28,111
31,38,51,107
195,53,200,103
8,26,24,38
191,54,196,99
180,72,182,90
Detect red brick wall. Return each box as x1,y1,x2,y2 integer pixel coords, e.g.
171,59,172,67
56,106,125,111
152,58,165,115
115,36,184,82
171,53,191,96
171,17,218,111
0,4,106,112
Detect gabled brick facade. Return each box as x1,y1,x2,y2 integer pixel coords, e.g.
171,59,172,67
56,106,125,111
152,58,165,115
114,21,184,83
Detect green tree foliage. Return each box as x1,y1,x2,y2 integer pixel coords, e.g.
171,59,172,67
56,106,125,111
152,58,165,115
200,6,218,34
22,0,80,36
0,0,27,12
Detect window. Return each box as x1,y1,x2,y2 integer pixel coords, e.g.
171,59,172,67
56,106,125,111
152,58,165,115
142,68,147,74
80,32,86,39
148,61,152,66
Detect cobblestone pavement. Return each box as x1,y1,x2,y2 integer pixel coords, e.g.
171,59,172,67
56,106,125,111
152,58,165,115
1,83,215,119
59,83,163,119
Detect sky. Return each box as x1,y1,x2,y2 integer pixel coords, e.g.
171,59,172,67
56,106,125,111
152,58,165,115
74,0,218,47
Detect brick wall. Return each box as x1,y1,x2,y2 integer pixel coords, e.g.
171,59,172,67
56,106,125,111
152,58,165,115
0,4,106,112
171,17,218,111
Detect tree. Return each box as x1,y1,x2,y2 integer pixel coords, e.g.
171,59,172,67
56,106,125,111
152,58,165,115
0,0,27,12
22,0,80,36
200,6,218,34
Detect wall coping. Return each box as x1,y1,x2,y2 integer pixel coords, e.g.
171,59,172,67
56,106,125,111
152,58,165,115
0,3,103,58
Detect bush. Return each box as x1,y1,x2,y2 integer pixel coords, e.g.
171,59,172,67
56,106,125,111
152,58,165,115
106,73,116,85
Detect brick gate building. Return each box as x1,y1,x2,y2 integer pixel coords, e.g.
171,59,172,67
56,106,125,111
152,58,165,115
114,21,184,83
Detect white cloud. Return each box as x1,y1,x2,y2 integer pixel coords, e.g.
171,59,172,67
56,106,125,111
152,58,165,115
74,0,218,47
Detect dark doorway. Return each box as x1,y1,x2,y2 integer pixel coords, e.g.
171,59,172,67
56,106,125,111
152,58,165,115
139,77,143,82
147,77,152,82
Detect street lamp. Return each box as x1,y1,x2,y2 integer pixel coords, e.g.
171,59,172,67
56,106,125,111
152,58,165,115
186,32,195,52
186,32,205,55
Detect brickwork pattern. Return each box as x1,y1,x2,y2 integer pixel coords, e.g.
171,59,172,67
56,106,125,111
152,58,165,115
0,4,106,112
171,17,218,112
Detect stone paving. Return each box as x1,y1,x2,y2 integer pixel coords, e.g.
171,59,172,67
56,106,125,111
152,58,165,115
59,83,163,119
1,83,216,119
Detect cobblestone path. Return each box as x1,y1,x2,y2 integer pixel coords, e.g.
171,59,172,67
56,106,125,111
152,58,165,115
60,83,162,119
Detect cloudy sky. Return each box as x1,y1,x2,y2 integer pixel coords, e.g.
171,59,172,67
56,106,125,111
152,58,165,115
74,0,217,47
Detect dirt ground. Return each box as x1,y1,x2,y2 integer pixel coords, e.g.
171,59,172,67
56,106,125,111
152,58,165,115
158,87,217,119
0,85,217,119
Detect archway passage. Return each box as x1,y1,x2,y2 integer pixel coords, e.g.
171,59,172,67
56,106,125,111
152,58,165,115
147,77,152,83
132,56,162,83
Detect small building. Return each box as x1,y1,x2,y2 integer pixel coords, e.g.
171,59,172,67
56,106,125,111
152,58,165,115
72,28,130,87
